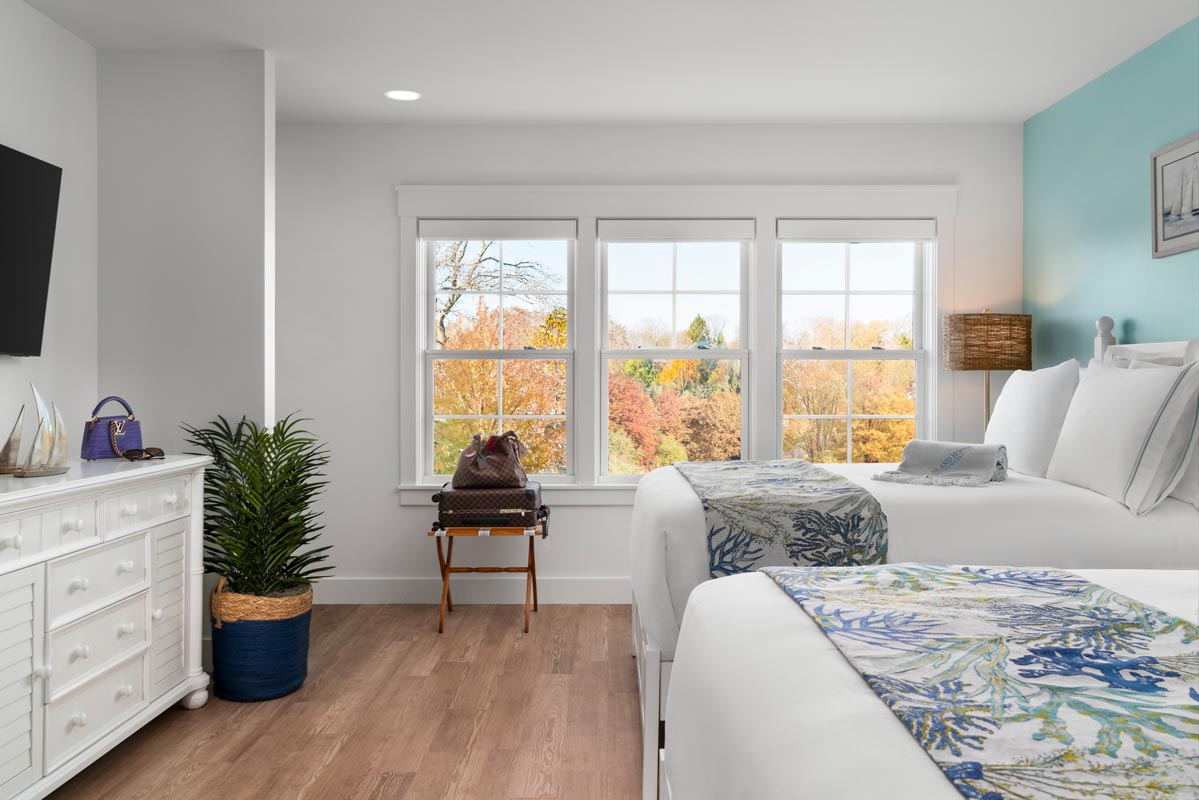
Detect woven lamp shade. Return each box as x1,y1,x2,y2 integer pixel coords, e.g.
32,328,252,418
942,313,1032,371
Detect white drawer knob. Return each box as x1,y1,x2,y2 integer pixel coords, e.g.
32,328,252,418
164,492,178,507
70,645,91,661
69,577,90,592
151,608,164,621
120,503,138,517
0,535,21,550
116,684,134,700
117,622,136,637
32,665,51,680
69,713,88,729
70,518,84,533
116,560,136,575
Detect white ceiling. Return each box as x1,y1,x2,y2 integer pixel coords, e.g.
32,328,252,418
27,0,1199,124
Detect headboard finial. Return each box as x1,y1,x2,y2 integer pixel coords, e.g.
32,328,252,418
1095,316,1117,361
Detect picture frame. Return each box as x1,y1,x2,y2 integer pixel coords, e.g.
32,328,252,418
1151,132,1199,259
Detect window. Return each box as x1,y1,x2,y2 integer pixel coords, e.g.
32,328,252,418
426,235,573,476
600,222,751,477
779,224,930,464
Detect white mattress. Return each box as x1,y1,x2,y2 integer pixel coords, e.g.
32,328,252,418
665,568,1199,800
630,464,1199,657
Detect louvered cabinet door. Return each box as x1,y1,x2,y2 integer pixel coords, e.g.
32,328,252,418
0,565,44,800
148,521,187,697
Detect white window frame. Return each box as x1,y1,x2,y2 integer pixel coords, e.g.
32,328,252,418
599,232,751,482
777,224,935,463
396,187,957,503
421,228,577,483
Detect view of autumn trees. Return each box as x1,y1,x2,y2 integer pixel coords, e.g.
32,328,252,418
430,239,919,474
606,313,742,474
432,240,569,474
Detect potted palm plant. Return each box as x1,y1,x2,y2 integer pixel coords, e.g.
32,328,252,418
183,414,332,702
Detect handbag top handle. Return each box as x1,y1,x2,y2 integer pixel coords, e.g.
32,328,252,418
90,396,136,421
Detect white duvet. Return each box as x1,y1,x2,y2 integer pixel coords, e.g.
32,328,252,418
631,464,1199,658
665,569,1199,800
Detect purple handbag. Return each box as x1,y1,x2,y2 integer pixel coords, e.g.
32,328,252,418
80,396,143,460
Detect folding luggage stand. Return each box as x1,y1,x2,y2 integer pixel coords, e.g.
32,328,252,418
428,514,548,633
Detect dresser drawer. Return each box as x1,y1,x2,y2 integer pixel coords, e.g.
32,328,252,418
0,499,100,567
47,592,149,701
103,477,189,538
47,533,149,629
45,656,145,771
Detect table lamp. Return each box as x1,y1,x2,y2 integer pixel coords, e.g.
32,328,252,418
943,309,1032,426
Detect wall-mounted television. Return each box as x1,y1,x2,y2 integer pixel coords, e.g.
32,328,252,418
0,143,62,357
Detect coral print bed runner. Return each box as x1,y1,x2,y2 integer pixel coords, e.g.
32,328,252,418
762,564,1199,800
673,459,888,577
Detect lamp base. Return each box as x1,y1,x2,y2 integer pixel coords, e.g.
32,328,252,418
983,370,992,429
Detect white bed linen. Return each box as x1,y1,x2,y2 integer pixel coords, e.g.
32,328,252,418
665,569,1199,800
630,464,1199,657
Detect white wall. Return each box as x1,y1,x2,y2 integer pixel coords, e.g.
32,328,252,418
0,0,98,437
98,51,275,454
277,122,1023,604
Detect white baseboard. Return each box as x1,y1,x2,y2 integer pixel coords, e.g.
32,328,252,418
311,575,632,605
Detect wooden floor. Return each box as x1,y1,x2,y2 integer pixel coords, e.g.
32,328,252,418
52,604,641,800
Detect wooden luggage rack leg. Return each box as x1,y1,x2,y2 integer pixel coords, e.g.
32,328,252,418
433,527,541,634
436,536,454,633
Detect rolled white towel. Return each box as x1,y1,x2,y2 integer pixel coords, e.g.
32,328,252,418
873,440,1008,487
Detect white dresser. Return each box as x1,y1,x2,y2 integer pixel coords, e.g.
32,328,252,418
0,456,210,800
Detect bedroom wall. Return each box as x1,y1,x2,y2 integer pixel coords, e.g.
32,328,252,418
97,51,276,453
276,122,1024,603
0,0,98,434
1025,18,1199,366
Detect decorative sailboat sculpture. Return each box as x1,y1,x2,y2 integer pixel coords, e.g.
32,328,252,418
0,385,69,478
0,406,23,475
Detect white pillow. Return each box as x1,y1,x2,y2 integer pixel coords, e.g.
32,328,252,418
1046,360,1199,515
1124,355,1199,508
984,359,1079,477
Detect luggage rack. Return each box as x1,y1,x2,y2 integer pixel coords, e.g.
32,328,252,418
427,509,549,633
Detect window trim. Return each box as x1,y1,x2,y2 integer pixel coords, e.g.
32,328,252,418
421,235,577,482
777,236,932,463
396,185,958,497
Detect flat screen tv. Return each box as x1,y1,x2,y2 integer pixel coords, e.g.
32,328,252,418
0,143,62,357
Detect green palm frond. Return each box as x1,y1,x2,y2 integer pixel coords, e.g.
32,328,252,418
182,414,333,596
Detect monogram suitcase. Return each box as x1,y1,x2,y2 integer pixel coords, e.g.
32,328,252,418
433,482,548,531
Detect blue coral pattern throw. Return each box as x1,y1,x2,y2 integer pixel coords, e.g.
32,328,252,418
762,564,1199,800
673,459,887,578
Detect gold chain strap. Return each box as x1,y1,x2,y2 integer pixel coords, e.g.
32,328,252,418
109,421,126,457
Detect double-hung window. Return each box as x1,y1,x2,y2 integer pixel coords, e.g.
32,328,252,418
778,220,932,463
600,220,752,477
423,221,574,478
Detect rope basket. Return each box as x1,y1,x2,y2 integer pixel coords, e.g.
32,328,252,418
210,576,313,628
210,576,314,702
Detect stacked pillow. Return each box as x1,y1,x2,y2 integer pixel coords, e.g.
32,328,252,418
1045,360,1199,516
1126,355,1199,509
984,348,1199,515
983,359,1079,477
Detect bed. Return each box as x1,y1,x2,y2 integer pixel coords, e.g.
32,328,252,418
629,328,1199,799
664,567,1199,800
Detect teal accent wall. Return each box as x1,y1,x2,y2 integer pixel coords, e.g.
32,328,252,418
1024,18,1199,365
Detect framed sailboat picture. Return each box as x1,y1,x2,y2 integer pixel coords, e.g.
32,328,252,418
1151,132,1199,258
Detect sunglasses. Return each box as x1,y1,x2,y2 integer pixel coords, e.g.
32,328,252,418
122,447,165,461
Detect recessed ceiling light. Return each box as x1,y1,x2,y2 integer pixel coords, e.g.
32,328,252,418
385,90,421,102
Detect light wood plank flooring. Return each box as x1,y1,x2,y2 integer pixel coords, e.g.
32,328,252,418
51,604,641,800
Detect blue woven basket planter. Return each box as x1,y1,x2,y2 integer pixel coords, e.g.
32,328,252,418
210,580,313,702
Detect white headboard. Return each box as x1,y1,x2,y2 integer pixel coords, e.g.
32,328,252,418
1093,315,1197,363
